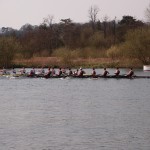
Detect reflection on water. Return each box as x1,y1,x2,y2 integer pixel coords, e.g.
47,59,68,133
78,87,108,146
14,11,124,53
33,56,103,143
0,69,150,150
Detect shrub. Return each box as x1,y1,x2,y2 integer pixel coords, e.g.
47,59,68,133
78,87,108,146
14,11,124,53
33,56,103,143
122,27,150,64
107,46,123,60
0,37,20,68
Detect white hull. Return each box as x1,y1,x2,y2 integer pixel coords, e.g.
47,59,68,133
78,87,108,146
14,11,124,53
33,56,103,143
143,65,150,71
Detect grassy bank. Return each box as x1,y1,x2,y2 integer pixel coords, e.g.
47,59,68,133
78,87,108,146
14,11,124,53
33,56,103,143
12,47,144,69
13,56,143,69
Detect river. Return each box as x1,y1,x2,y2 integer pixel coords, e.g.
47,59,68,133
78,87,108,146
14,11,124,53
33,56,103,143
0,69,150,150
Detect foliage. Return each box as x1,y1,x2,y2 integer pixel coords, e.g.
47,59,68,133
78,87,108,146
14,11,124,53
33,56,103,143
121,27,150,64
88,31,107,48
52,47,107,59
0,14,150,68
117,16,144,42
79,27,93,47
0,37,20,67
107,45,123,60
52,48,80,59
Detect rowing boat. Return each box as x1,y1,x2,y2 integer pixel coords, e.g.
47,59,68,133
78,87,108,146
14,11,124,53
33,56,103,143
0,74,150,79
39,75,150,79
68,75,150,79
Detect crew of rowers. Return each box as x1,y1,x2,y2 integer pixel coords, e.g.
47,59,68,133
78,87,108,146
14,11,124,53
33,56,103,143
0,67,135,78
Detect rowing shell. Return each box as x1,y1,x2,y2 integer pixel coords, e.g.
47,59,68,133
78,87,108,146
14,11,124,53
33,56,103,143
1,74,150,79
67,75,150,79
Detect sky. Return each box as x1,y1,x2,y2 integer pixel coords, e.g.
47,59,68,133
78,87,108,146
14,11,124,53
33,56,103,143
0,0,150,29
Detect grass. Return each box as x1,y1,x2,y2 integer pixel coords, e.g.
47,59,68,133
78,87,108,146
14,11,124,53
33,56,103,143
13,57,143,69
12,47,143,68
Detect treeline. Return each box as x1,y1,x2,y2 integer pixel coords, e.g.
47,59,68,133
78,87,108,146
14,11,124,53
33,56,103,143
0,15,150,67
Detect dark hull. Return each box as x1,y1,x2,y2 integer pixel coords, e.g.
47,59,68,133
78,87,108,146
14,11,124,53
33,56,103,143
67,75,150,79
2,74,150,79
44,75,150,79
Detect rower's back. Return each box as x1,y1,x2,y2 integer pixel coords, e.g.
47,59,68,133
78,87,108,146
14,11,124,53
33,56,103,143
58,68,62,76
79,69,84,76
115,68,120,76
127,68,134,77
92,68,96,76
68,68,73,76
103,68,109,77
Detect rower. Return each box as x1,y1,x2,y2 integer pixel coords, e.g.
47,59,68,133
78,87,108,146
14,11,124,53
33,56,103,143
12,67,16,74
102,68,109,77
62,67,66,74
126,68,134,77
68,68,73,76
30,67,35,76
1,67,7,75
114,67,120,76
58,68,62,76
78,68,85,77
20,67,26,74
39,67,45,74
73,69,78,76
51,67,56,76
91,68,96,77
45,67,51,78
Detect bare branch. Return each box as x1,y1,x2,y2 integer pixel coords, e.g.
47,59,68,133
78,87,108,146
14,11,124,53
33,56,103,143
88,5,99,31
145,3,150,22
88,5,99,23
43,15,54,28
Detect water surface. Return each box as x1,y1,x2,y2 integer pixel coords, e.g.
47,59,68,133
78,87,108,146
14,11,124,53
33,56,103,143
0,69,150,150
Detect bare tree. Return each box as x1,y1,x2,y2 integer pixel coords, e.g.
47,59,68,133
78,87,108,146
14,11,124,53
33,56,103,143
88,5,99,31
60,18,72,25
113,17,117,44
43,15,54,29
145,3,150,22
103,15,109,38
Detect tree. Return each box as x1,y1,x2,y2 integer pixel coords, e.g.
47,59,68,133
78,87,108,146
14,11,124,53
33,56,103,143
88,31,107,48
0,37,20,67
107,45,122,60
60,18,72,25
20,24,34,33
59,18,81,48
42,15,54,29
145,3,150,22
113,17,117,44
88,5,99,31
119,16,136,25
117,16,144,42
103,15,109,38
122,27,150,65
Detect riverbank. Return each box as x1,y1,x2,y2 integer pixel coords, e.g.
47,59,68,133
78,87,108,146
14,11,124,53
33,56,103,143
12,57,143,68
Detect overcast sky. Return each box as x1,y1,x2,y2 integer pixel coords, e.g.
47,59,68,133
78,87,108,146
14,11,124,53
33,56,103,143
0,0,150,29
